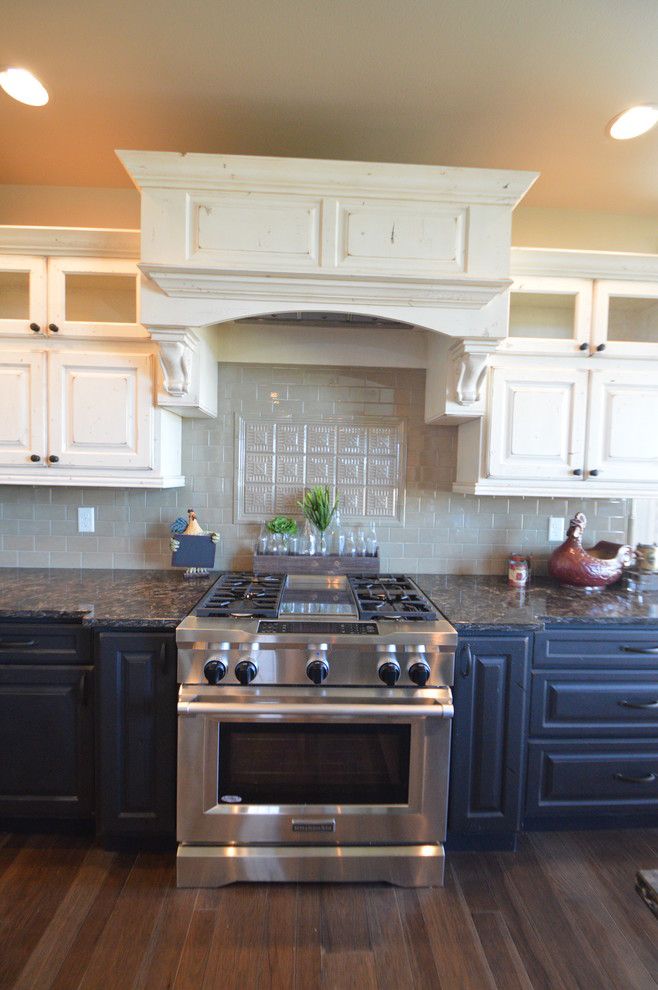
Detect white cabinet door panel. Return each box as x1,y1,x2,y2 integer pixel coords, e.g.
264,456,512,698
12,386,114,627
0,256,47,336
0,350,46,466
488,366,588,480
587,369,658,482
48,350,153,469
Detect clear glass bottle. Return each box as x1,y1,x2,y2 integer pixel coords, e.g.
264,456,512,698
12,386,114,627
302,518,316,555
257,524,269,555
327,507,345,556
344,528,357,557
356,527,367,556
365,524,378,557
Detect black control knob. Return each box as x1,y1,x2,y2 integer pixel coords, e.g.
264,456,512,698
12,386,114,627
572,468,582,476
307,658,329,685
29,322,41,333
204,657,227,685
48,455,59,463
48,323,59,333
30,454,41,462
589,468,600,477
578,342,588,351
235,659,257,685
596,343,606,352
408,661,431,687
378,660,401,686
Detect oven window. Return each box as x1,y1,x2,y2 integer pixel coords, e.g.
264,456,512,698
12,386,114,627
218,723,411,805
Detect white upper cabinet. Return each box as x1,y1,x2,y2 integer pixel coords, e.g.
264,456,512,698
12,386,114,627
46,257,147,340
0,349,47,467
502,276,592,356
487,364,588,480
47,348,153,470
0,256,47,336
586,368,658,483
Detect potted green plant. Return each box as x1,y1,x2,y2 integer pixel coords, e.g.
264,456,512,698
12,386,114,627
298,486,339,555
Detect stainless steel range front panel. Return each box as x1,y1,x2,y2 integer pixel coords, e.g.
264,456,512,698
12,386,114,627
177,685,452,847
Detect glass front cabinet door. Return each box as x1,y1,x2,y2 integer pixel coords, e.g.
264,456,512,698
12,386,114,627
504,276,593,355
592,280,658,357
46,258,147,340
0,257,47,337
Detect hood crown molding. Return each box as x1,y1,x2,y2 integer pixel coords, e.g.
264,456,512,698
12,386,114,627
117,150,537,338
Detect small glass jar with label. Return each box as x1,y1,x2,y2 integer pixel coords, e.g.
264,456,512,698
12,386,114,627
508,554,529,588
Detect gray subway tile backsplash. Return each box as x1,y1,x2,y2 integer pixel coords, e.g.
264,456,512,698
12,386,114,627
0,363,632,574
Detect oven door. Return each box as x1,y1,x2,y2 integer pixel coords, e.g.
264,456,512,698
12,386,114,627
177,685,452,846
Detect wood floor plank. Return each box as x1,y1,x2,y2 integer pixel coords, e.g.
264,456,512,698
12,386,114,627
201,885,270,990
477,851,571,990
293,885,322,990
12,846,118,990
76,853,174,990
471,912,534,990
319,885,377,990
492,837,623,990
132,881,198,990
0,835,89,990
256,884,297,989
365,888,416,990
394,888,442,990
172,906,216,990
416,862,497,990
528,832,657,990
571,829,658,979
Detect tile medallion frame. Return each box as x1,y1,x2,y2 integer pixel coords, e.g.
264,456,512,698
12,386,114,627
235,416,406,524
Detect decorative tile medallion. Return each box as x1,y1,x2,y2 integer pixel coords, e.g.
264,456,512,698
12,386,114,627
237,416,405,522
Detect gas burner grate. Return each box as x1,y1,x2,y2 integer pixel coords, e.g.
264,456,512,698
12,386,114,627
348,575,438,621
195,572,286,618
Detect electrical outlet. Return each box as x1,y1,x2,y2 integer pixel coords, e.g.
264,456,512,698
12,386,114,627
78,507,95,533
548,516,565,543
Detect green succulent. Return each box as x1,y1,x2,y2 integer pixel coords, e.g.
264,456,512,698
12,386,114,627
265,515,298,535
298,486,339,534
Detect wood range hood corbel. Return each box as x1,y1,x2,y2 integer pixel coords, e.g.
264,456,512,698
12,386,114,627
117,150,538,418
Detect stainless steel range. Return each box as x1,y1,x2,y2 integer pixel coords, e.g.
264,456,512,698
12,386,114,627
176,572,457,888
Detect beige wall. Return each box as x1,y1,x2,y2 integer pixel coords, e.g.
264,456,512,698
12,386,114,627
0,184,656,253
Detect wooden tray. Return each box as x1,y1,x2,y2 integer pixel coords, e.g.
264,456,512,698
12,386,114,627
253,551,379,575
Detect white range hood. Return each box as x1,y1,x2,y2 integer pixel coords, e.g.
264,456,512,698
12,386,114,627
117,150,537,415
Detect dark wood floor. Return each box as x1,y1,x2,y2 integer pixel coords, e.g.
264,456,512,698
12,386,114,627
1,830,657,990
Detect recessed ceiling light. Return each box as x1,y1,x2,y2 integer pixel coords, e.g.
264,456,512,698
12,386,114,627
0,66,49,107
608,104,658,140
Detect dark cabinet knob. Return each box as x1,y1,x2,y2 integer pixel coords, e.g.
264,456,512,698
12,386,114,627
572,468,583,476
307,659,329,685
408,661,431,687
460,643,473,678
589,469,600,477
235,660,257,685
579,342,589,351
596,343,606,352
48,323,59,333
378,660,400,687
29,454,41,462
29,322,41,333
48,454,60,463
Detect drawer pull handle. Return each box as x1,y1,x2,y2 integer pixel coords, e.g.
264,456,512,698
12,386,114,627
619,699,658,710
0,639,36,648
613,772,656,785
619,646,658,655
460,643,473,678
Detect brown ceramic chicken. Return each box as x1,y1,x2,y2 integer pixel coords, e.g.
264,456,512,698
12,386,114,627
548,512,632,590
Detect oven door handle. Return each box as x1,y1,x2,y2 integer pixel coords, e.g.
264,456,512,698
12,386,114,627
177,699,454,719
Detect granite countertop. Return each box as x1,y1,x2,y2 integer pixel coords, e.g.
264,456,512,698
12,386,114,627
0,568,658,632
415,574,658,631
0,568,217,629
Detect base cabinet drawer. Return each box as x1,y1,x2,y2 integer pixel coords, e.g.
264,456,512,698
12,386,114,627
535,629,658,668
530,671,658,736
526,740,658,817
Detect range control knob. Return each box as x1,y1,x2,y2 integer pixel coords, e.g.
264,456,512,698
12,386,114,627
307,658,329,685
408,660,431,687
203,657,228,685
378,659,401,686
235,659,258,685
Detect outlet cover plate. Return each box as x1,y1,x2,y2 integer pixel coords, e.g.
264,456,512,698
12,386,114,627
548,516,565,543
78,507,95,533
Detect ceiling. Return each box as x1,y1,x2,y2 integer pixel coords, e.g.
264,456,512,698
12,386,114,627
2,0,658,215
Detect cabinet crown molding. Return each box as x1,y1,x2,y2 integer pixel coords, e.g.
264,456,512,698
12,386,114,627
511,247,658,281
0,226,140,258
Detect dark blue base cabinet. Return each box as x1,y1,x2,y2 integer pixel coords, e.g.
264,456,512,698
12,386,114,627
448,634,531,848
448,626,658,848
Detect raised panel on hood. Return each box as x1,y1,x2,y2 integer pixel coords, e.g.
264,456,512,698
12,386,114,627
334,200,466,276
188,194,321,270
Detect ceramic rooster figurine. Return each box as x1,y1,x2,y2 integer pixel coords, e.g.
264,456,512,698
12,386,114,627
170,509,219,553
548,512,632,590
